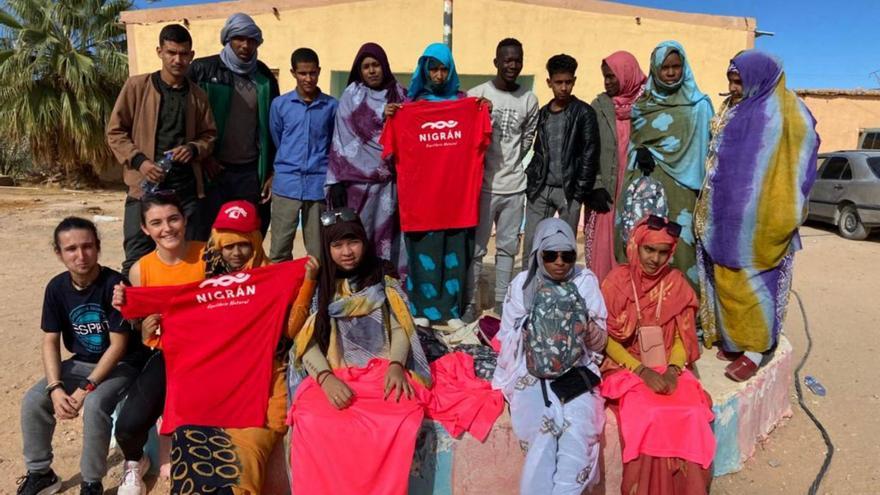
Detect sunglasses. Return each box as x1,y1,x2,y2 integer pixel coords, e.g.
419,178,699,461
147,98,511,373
320,207,358,227
541,250,577,264
646,214,682,238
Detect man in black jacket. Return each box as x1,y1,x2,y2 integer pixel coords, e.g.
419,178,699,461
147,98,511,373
521,54,599,269
188,13,279,237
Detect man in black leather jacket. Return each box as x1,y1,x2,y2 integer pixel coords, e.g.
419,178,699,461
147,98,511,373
521,54,599,269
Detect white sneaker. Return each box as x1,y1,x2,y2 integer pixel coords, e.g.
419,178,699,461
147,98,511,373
118,456,150,495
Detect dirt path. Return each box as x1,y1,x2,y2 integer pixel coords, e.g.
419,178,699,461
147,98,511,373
0,188,875,493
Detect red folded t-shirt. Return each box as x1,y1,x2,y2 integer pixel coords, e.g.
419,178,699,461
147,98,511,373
122,260,306,434
381,97,492,232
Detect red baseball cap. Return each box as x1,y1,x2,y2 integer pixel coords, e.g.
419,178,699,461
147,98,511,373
212,200,260,233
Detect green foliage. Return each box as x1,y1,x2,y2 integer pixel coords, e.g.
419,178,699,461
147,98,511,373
0,0,132,179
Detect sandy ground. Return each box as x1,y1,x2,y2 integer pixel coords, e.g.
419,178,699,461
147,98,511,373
0,187,876,494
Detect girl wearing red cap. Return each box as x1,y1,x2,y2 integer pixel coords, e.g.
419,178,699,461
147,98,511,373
600,215,715,495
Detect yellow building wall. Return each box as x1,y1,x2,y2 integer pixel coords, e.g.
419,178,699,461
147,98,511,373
123,0,753,108
799,95,880,152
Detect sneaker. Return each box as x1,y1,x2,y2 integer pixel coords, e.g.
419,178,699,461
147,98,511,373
118,456,150,495
79,481,103,495
15,470,61,495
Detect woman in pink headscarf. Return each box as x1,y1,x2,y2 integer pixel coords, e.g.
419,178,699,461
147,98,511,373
584,51,646,282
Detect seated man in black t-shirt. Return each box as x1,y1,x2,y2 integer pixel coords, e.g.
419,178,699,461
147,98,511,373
17,217,146,495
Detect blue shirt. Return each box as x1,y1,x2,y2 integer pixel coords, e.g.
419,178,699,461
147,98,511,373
269,89,337,201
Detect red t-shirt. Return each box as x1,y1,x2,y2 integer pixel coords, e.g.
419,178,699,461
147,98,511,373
381,97,492,232
121,260,306,434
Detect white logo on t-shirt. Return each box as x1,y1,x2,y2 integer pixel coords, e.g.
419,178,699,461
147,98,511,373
199,272,252,288
421,120,459,130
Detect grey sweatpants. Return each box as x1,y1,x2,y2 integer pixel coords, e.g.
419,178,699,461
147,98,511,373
522,186,581,272
268,195,324,262
21,359,136,482
466,191,525,319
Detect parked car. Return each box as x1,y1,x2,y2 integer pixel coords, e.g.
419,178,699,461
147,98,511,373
808,150,880,240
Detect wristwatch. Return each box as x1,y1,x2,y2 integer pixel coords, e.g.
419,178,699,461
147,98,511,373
78,378,97,392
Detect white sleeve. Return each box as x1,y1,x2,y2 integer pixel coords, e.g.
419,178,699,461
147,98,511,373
492,271,528,395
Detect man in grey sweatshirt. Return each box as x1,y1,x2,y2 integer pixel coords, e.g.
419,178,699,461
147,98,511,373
465,38,539,319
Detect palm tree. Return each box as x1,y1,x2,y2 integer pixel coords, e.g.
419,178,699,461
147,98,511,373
0,0,132,183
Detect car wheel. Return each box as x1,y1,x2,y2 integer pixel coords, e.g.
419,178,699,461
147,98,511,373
838,205,869,240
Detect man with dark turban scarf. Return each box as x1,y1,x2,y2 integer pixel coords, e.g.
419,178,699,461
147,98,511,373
189,12,280,240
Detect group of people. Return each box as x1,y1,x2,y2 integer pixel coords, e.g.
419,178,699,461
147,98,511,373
17,9,820,495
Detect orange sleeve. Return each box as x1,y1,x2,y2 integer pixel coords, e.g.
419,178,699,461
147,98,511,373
286,278,317,340
144,334,162,350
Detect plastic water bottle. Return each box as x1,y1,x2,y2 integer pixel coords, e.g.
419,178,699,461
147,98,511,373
804,375,826,397
141,151,174,195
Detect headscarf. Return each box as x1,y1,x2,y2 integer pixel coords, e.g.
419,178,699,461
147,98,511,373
204,230,268,277
521,218,577,309
407,43,461,101
700,50,819,271
629,41,713,190
603,51,646,196
326,44,407,187
346,42,404,103
203,200,268,276
219,13,263,75
603,51,646,121
601,218,699,364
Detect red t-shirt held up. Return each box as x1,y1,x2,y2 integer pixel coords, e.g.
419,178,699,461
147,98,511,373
381,97,492,232
121,260,306,434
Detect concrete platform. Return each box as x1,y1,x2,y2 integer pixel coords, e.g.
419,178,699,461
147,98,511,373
404,336,793,494
702,336,794,476
258,337,794,493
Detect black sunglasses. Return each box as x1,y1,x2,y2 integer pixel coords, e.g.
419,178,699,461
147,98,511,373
646,214,682,238
541,250,577,264
320,207,358,227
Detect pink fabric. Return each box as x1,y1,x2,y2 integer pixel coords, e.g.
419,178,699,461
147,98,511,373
426,352,505,442
287,355,505,493
600,368,716,468
588,51,647,283
287,359,428,495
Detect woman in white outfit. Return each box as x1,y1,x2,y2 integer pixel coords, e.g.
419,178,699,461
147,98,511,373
493,217,608,494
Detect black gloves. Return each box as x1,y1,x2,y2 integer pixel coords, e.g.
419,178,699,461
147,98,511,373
585,188,613,213
635,147,656,176
328,183,347,209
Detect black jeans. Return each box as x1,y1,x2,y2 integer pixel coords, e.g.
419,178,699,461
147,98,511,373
115,351,166,461
197,162,270,240
121,191,201,277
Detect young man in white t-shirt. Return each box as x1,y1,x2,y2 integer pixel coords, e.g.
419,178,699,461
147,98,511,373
465,38,539,320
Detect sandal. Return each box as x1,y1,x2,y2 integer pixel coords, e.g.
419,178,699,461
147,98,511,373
716,349,742,362
725,355,759,382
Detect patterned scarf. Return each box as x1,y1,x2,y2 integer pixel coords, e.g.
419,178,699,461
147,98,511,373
294,276,431,384
629,41,713,190
699,50,819,270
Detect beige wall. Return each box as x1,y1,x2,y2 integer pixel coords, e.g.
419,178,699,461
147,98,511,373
799,94,880,152
122,0,754,108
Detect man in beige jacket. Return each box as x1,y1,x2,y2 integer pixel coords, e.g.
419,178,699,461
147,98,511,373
107,24,216,276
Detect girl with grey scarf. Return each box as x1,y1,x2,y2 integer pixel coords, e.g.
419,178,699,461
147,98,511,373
492,217,608,494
